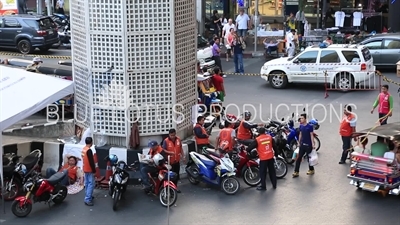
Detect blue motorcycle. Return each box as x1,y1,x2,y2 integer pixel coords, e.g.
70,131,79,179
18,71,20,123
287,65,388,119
185,148,241,195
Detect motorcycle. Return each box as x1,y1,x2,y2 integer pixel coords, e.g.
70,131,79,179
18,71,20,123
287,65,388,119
11,170,68,217
1,153,21,201
285,114,321,153
186,148,241,195
52,13,69,28
1,150,42,201
107,158,131,211
230,145,260,187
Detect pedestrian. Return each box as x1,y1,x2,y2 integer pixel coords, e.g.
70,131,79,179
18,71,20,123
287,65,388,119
286,29,297,57
56,0,65,14
231,34,245,74
193,116,213,152
292,113,316,178
224,28,235,61
212,37,224,76
81,137,99,206
211,10,221,36
247,127,277,191
371,84,393,125
162,129,184,192
339,105,357,164
235,9,250,42
211,67,226,102
222,19,236,61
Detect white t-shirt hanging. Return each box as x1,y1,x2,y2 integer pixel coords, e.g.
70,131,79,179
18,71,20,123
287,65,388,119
235,13,250,30
223,23,236,38
334,11,345,27
353,12,363,26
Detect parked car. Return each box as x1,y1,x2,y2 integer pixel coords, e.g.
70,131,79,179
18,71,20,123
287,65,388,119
0,15,59,54
259,44,375,90
360,33,400,68
197,34,215,70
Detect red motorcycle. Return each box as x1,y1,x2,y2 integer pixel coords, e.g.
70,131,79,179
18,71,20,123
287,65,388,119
11,170,68,217
231,144,261,187
142,164,179,207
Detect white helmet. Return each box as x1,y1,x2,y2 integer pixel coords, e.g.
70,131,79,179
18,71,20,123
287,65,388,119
152,153,164,166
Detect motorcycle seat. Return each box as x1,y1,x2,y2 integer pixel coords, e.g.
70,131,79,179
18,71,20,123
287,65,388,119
22,151,41,171
46,170,67,185
205,148,221,158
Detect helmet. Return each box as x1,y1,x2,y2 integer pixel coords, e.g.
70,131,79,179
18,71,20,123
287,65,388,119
249,149,258,159
309,119,318,125
225,114,237,122
244,111,251,118
153,153,165,166
108,154,118,165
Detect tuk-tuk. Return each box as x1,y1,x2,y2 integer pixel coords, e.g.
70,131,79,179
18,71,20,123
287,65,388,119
347,122,400,196
197,74,222,117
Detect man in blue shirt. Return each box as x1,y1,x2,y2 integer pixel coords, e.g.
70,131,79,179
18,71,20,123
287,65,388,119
293,113,315,178
212,37,223,75
231,35,244,74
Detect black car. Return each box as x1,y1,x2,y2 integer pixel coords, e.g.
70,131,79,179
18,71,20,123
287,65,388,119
360,33,400,68
0,15,59,54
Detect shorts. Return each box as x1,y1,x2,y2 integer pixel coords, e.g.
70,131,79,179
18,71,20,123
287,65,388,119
217,92,225,102
238,29,247,37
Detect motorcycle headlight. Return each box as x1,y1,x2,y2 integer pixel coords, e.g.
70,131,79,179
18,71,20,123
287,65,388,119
114,174,122,183
199,59,205,64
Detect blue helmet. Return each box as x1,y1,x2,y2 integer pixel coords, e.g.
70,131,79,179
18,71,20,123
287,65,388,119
309,119,318,125
108,154,118,165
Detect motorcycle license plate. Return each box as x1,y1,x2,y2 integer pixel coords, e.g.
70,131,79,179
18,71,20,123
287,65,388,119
49,30,53,34
361,183,378,191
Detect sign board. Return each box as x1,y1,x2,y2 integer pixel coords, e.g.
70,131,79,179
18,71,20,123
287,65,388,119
0,0,18,15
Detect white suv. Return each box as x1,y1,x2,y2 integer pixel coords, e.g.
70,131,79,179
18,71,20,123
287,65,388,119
260,44,376,90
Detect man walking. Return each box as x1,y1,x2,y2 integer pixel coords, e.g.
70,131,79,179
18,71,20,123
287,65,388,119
371,84,393,125
235,9,250,42
162,129,184,192
247,127,277,191
286,29,297,57
293,113,315,178
339,105,357,164
81,137,99,206
212,37,224,76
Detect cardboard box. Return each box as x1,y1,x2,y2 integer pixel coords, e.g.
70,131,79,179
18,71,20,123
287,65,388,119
397,60,400,77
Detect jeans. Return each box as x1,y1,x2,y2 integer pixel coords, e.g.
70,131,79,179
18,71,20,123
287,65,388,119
213,56,223,72
233,54,244,73
140,164,158,188
84,173,95,203
294,145,314,172
259,158,277,189
266,46,278,55
341,136,352,162
379,113,388,125
46,168,69,186
238,29,247,37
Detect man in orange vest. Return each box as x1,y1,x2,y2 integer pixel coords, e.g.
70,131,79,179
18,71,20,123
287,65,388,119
371,84,393,125
162,129,185,190
81,137,98,206
216,121,236,153
46,154,83,186
194,116,213,152
237,111,264,146
141,140,166,192
247,127,277,191
339,105,357,164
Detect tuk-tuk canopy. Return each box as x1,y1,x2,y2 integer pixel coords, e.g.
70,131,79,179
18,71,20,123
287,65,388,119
353,122,400,140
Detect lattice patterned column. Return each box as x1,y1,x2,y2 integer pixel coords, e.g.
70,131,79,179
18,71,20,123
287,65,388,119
70,0,197,147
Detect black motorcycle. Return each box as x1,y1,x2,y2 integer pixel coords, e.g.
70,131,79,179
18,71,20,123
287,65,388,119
1,150,42,201
108,160,132,211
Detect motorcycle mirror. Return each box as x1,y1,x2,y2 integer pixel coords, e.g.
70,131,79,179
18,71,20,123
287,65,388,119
281,117,284,121
302,107,305,112
291,112,294,118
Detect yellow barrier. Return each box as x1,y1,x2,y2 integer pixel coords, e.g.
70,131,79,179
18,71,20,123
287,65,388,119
0,51,72,60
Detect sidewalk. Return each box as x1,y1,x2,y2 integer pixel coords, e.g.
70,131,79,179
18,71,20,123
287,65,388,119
220,42,266,58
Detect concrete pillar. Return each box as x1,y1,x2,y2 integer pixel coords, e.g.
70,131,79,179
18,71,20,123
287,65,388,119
70,0,198,148
389,0,400,32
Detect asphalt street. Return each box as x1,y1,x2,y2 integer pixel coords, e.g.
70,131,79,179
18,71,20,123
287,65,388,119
0,48,70,65
1,58,400,225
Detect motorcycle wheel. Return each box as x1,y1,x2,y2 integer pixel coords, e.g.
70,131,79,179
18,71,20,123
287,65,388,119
243,166,261,187
112,190,121,211
159,186,177,207
221,177,240,195
11,200,32,218
52,185,68,204
187,165,200,185
1,177,21,201
314,136,321,151
275,158,288,179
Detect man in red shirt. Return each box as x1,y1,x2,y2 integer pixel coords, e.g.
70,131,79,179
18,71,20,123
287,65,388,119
211,67,225,102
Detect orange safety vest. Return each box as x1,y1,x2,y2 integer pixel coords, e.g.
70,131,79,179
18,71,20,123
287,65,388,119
164,137,182,163
237,121,252,140
60,164,78,181
218,128,234,151
81,146,99,174
256,134,274,160
378,92,390,114
194,123,209,145
339,114,355,137
149,145,163,157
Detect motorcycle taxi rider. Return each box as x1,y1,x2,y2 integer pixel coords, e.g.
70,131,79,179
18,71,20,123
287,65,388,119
216,121,236,156
237,111,264,145
140,140,167,193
